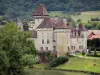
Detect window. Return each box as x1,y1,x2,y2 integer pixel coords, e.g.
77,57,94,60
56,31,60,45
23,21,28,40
74,46,75,50
53,46,56,50
79,46,82,50
71,46,73,50
40,47,43,51
75,32,76,36
81,46,83,49
42,39,44,44
53,46,56,53
45,47,48,51
47,39,50,44
68,46,69,51
78,31,80,36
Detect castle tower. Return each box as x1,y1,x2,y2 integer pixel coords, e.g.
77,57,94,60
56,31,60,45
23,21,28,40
29,4,49,30
55,19,69,56
79,24,87,52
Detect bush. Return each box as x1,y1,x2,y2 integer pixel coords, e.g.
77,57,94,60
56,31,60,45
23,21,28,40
49,56,68,68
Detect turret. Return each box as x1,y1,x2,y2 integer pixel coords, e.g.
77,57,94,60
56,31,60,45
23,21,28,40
29,4,49,30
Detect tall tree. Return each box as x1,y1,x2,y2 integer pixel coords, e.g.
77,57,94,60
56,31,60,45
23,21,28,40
0,22,37,75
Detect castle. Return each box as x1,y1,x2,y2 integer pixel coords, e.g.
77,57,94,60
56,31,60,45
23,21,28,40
28,4,87,56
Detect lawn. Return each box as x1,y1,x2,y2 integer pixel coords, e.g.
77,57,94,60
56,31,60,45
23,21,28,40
49,11,100,23
34,56,100,73
26,69,91,75
56,57,100,73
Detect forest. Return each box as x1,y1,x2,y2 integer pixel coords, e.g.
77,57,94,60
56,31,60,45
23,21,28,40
0,0,100,20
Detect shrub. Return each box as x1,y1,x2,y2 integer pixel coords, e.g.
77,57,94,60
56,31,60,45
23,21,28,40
49,56,68,68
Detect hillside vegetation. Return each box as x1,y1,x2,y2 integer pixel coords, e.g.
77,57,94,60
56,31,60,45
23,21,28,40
0,0,100,20
49,11,100,23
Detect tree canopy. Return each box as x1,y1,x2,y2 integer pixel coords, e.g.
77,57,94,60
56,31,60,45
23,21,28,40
0,22,37,75
0,0,100,20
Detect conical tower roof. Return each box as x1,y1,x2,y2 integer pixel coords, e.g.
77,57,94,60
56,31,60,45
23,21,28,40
33,4,49,16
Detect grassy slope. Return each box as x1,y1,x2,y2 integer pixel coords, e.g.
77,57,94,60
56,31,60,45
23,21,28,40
34,56,100,73
49,11,100,23
26,69,91,75
56,57,100,73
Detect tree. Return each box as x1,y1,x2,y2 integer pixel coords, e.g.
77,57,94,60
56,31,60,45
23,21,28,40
94,49,97,56
77,19,82,24
0,22,37,75
82,50,85,58
0,50,9,75
21,54,37,68
87,40,92,55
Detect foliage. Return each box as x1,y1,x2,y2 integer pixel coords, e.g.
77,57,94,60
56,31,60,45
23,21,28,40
49,56,68,68
21,54,37,68
0,22,37,75
87,39,100,51
82,51,85,57
0,16,3,22
0,50,9,75
0,0,100,20
94,49,97,56
77,19,82,24
85,21,100,30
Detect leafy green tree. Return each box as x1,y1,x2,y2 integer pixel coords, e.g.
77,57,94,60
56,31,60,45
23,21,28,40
77,19,82,24
21,54,37,68
0,50,9,75
82,50,85,57
0,22,37,75
0,16,3,22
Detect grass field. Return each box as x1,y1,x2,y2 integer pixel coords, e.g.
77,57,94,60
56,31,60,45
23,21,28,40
49,11,100,23
26,69,91,75
34,57,100,73
56,57,100,73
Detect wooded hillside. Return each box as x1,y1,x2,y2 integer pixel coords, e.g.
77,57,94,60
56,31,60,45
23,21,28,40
0,0,100,19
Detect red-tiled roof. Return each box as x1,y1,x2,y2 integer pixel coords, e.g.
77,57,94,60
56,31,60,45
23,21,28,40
88,30,100,40
88,35,100,40
33,4,49,16
88,30,100,35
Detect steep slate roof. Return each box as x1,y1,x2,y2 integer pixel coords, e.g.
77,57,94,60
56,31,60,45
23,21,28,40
37,18,53,28
37,18,69,29
33,4,49,16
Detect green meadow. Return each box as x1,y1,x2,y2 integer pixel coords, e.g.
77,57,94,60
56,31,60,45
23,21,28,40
56,57,100,73
49,11,100,23
34,57,100,73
